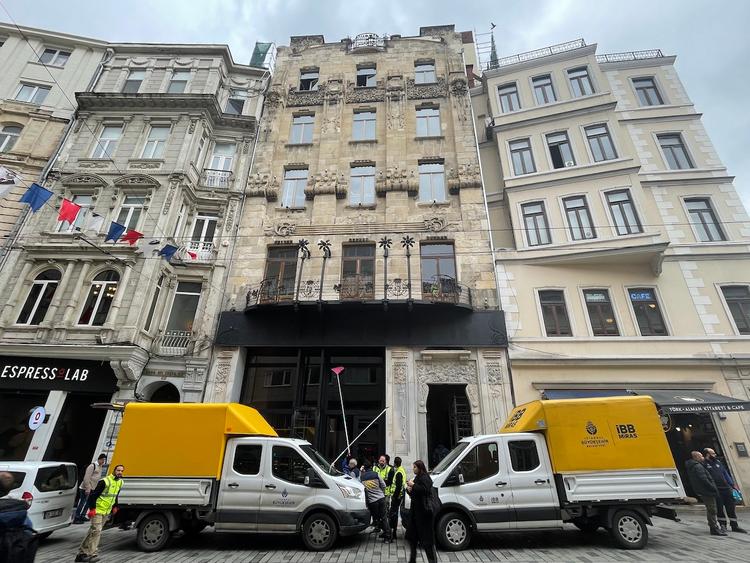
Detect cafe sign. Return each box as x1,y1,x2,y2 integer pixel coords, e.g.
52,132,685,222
0,356,118,394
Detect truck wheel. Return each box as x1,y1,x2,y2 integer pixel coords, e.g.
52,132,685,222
437,512,472,551
573,517,600,533
609,510,648,550
137,513,172,552
302,512,338,551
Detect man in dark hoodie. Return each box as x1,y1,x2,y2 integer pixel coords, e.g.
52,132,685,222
685,451,726,536
360,464,391,543
703,447,746,533
0,471,37,563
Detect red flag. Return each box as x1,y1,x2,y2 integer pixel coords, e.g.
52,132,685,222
331,366,345,376
121,229,143,246
58,198,81,224
186,250,198,260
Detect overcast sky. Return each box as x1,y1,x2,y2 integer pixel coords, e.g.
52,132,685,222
3,0,749,208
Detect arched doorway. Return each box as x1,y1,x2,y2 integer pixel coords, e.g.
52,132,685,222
147,382,180,403
426,384,472,469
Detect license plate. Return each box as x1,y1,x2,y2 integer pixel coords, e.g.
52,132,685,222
44,508,63,519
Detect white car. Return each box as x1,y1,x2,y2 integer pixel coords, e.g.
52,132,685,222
0,461,78,537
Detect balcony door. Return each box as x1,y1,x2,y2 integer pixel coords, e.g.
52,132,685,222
420,243,458,302
340,244,375,299
262,247,298,303
189,214,217,259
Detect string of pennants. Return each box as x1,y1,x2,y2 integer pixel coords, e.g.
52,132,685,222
18,182,196,262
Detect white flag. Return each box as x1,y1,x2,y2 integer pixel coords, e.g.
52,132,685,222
84,213,105,233
0,166,16,185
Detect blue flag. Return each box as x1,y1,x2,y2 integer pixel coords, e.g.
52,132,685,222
105,221,127,243
19,183,53,212
158,244,178,261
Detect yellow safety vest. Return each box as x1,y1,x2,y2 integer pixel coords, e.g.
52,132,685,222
95,474,123,516
375,465,394,497
393,465,407,497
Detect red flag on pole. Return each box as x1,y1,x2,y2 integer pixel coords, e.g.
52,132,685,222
331,366,345,376
121,229,143,246
58,198,81,224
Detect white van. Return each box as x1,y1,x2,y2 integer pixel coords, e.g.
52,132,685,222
0,461,78,538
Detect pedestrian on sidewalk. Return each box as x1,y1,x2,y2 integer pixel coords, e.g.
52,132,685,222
344,458,360,479
685,451,726,536
75,464,124,562
360,464,391,543
406,460,437,563
74,455,106,524
374,454,394,539
703,448,747,533
388,456,407,541
0,471,37,563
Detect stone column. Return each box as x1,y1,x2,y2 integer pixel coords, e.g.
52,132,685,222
40,260,75,327
0,259,32,325
104,262,134,330
63,259,92,326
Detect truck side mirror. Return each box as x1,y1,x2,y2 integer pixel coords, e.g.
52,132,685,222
306,469,325,488
304,475,310,486
458,473,465,485
444,472,461,487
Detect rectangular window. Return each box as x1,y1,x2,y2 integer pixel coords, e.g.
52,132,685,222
289,114,314,144
167,70,191,94
350,165,375,205
352,110,376,140
263,246,298,302
173,202,186,238
166,281,202,333
91,124,122,159
546,132,575,169
539,290,572,336
721,286,750,335
420,243,457,301
225,89,247,115
629,288,668,336
210,142,235,171
455,443,499,483
606,189,642,235
658,133,694,170
414,62,436,84
57,194,92,232
686,198,725,242
39,48,71,67
509,138,536,175
563,196,595,240
233,445,262,475
356,65,376,87
522,202,551,246
144,274,163,333
281,169,308,208
416,107,441,137
633,77,663,106
508,440,540,472
418,162,446,202
15,83,50,105
585,124,617,162
122,70,145,93
532,74,556,105
191,213,218,243
584,289,619,336
340,244,375,299
299,69,319,91
116,195,145,230
141,125,169,159
568,66,594,97
498,83,521,113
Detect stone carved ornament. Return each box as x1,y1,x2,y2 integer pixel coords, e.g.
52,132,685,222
305,169,347,200
375,166,418,197
393,362,408,385
447,163,482,195
247,172,279,202
406,77,448,100
264,221,297,237
415,359,479,411
422,216,452,232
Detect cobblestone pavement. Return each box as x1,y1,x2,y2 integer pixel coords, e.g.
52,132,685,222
38,508,750,562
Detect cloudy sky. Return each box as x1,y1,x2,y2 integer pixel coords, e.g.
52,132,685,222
3,0,749,207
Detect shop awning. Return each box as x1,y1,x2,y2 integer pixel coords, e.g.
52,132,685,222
630,390,750,413
542,389,629,400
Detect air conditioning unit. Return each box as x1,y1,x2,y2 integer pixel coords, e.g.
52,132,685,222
564,160,575,167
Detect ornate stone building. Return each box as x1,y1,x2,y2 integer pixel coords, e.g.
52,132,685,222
212,26,508,466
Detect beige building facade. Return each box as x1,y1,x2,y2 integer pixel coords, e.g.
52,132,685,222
472,39,750,496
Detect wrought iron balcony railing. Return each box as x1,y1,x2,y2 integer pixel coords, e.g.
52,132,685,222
485,39,586,70
200,168,233,189
334,274,375,300
596,49,664,64
186,240,215,261
154,330,193,356
421,275,471,306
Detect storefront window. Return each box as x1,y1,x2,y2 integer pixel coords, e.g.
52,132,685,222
0,391,48,461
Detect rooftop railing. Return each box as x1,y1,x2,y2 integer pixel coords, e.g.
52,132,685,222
595,49,665,63
485,39,587,70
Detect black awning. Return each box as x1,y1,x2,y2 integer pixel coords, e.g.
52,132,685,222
542,389,629,400
631,389,750,413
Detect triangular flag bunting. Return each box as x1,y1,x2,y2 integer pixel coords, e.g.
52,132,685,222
58,198,81,224
122,229,144,246
0,165,17,185
83,213,105,233
19,183,53,212
158,244,178,261
105,221,127,243
186,250,198,260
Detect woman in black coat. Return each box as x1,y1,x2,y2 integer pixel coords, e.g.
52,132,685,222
406,460,437,563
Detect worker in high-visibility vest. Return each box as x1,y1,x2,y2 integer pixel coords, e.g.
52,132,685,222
374,455,394,540
75,464,124,563
388,456,408,541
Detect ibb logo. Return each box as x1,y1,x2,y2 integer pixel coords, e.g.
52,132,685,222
616,424,638,439
505,408,526,428
585,421,597,435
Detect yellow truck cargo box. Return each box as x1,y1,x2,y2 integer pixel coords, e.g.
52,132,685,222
112,403,277,478
500,396,675,473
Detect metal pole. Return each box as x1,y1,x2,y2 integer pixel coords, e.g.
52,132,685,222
329,407,388,472
332,367,351,457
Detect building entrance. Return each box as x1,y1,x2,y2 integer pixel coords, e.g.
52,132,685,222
426,384,473,469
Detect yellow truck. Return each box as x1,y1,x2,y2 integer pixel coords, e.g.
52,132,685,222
110,403,369,552
420,396,684,551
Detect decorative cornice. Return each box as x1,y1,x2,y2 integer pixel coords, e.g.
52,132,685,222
246,172,279,201
406,77,448,100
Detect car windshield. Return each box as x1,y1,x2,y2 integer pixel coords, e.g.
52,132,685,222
300,445,341,476
431,442,470,475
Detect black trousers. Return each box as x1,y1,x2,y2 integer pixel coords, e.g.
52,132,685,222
716,488,739,529
388,493,403,537
368,499,391,537
408,540,436,563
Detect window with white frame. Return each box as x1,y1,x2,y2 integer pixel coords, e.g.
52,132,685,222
522,202,551,246
418,162,446,202
299,69,319,91
721,286,750,335
289,114,314,144
606,189,642,235
195,134,207,167
122,69,145,93
116,195,145,230
563,195,595,240
532,74,556,105
416,107,441,137
633,77,663,106
167,70,191,93
509,138,535,175
356,65,377,87
57,194,92,232
414,62,436,84
166,281,202,334
585,124,617,162
628,287,668,336
209,142,235,170
16,269,61,325
352,110,376,140
658,133,694,170
538,290,572,336
685,198,725,242
0,125,22,153
172,202,186,238
15,83,50,105
546,131,575,168
141,125,170,159
567,67,594,97
39,47,71,67
497,82,521,113
91,124,122,159
225,88,247,115
143,274,163,333
350,165,375,205
281,168,308,208
78,270,119,326
583,289,619,336
191,213,217,243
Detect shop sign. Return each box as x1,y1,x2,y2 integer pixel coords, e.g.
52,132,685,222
0,356,118,394
28,406,45,430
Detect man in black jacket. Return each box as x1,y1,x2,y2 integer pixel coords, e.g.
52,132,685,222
703,448,746,533
685,451,725,536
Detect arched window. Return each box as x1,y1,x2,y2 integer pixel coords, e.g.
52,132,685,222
78,270,120,326
0,125,22,153
17,269,61,325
